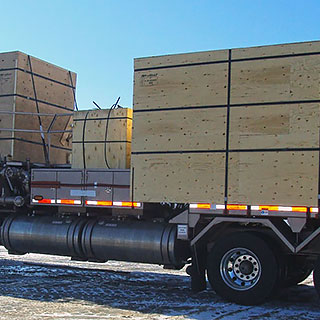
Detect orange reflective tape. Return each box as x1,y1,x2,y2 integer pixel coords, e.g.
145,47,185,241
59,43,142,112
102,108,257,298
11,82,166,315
120,202,141,207
291,206,307,213
196,203,211,209
61,199,74,205
58,199,81,205
227,204,247,210
259,206,279,211
96,201,112,206
37,199,52,204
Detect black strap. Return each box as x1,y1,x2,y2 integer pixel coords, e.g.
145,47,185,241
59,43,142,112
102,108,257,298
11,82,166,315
224,49,232,207
68,71,78,111
27,55,49,165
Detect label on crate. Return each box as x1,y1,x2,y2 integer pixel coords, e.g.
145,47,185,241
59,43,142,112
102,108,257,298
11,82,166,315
140,73,158,86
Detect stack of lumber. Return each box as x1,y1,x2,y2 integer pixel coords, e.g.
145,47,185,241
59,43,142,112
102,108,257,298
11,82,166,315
72,108,132,169
132,41,320,206
0,51,76,164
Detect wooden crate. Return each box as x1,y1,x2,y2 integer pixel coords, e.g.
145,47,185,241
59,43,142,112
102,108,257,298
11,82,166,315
72,108,132,169
0,51,76,164
132,41,320,206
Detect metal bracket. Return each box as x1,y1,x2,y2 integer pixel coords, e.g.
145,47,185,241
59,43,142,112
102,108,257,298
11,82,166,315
190,217,295,253
169,211,200,228
169,210,188,224
287,217,306,233
296,226,320,253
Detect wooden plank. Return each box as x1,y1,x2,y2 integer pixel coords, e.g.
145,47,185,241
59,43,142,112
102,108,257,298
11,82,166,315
13,140,70,163
72,108,132,169
72,141,130,169
17,52,77,86
73,110,131,142
132,108,227,152
16,69,74,109
0,96,14,159
131,153,226,203
0,69,15,95
231,55,320,104
14,96,72,164
228,151,318,206
134,63,228,110
232,40,320,60
229,103,320,149
134,49,228,70
0,51,19,69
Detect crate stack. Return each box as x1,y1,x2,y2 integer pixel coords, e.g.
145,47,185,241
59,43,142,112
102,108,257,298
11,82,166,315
131,41,320,207
0,51,76,164
72,108,132,169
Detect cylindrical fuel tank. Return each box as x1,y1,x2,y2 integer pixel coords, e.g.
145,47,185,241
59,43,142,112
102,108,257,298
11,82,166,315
0,216,189,267
1,215,86,258
82,219,187,266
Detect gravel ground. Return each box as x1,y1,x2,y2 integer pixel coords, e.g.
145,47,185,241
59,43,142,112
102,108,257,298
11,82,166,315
0,247,319,320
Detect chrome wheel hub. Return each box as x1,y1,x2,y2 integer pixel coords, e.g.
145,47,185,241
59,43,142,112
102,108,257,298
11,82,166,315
220,248,261,291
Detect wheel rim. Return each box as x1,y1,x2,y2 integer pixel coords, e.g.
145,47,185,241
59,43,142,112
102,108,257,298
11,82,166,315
220,247,262,291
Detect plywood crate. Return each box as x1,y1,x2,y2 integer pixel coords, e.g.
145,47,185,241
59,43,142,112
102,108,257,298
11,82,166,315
132,41,320,206
72,108,132,169
0,51,76,164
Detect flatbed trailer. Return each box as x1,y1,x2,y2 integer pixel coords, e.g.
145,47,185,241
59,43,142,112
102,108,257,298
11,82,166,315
0,160,320,305
1,41,320,306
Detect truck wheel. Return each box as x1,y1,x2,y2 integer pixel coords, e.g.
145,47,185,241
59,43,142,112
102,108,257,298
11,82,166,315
207,232,279,305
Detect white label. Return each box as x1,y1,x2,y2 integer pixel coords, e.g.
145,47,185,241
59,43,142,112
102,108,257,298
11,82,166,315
70,190,96,197
261,209,269,216
177,224,188,240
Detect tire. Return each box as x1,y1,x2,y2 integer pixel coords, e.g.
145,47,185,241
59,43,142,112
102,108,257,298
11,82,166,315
207,232,279,305
313,256,320,298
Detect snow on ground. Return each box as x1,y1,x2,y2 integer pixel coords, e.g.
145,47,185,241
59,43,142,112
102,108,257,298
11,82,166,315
0,247,318,320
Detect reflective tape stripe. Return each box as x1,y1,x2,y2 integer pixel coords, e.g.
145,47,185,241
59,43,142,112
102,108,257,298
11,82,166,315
251,205,307,213
290,207,308,213
57,199,81,205
227,204,247,210
190,203,211,209
85,200,141,208
190,203,311,214
113,201,142,208
86,200,112,206
32,198,55,204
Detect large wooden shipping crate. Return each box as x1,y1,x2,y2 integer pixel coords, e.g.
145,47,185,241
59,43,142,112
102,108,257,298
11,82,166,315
132,41,320,207
72,108,132,169
0,51,76,164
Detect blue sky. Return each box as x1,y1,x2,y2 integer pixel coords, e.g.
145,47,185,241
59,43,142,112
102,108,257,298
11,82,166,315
1,0,319,110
